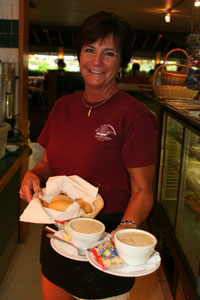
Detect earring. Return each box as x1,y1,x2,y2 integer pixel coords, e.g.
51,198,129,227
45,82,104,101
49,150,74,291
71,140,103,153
117,71,123,80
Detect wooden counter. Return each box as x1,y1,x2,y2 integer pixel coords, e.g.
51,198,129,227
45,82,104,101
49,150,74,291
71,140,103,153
0,145,30,283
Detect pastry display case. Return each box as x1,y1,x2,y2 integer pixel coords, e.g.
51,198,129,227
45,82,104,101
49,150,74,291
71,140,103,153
156,102,200,299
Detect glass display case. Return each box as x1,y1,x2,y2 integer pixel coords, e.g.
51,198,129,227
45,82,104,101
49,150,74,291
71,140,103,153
176,127,200,278
159,115,183,227
157,106,200,299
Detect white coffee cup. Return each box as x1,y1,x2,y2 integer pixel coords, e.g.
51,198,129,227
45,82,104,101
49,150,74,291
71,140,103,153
68,218,105,248
114,229,157,266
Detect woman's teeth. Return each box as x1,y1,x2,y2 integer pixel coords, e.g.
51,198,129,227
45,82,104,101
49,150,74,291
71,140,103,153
90,69,104,74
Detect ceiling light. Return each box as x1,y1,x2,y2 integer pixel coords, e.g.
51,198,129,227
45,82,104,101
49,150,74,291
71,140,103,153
165,13,171,23
194,0,200,7
58,47,64,60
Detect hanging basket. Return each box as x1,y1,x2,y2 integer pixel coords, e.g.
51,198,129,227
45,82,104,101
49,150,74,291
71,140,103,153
161,48,190,86
152,64,198,100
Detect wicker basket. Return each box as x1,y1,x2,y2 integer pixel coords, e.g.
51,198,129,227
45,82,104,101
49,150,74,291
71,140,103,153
153,64,198,100
161,48,190,86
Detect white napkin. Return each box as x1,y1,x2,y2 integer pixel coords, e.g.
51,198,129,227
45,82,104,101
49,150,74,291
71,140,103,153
114,252,161,273
20,175,99,224
45,175,98,201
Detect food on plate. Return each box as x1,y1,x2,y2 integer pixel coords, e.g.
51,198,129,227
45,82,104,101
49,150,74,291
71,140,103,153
47,194,94,214
48,195,74,211
75,198,93,213
90,241,124,270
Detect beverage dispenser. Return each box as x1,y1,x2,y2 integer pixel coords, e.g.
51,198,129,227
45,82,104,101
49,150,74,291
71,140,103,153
0,61,16,128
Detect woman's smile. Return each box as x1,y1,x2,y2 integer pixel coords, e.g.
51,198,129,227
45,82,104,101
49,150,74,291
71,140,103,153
89,69,104,74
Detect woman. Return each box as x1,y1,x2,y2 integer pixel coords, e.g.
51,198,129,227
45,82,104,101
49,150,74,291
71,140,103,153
20,11,158,300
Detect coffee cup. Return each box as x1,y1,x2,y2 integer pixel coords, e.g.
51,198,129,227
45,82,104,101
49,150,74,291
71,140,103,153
114,229,157,266
68,218,105,248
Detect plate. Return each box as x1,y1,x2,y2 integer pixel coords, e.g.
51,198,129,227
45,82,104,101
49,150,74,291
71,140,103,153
50,230,87,262
50,230,111,262
86,251,161,277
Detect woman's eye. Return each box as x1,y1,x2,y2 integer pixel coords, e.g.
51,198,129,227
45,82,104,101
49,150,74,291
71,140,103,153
104,51,115,57
84,48,94,53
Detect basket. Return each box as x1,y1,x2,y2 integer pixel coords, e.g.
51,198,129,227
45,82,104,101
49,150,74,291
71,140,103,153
161,48,190,86
84,194,104,219
153,64,199,100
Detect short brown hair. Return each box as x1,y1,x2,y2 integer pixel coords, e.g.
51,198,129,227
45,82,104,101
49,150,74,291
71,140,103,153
76,11,133,70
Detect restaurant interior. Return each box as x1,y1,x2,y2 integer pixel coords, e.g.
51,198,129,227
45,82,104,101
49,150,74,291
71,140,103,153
0,0,200,299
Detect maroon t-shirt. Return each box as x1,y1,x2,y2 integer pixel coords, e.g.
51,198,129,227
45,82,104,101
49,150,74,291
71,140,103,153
38,90,158,214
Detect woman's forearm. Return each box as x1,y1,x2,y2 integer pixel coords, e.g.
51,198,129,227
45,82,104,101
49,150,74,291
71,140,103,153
30,160,53,187
121,188,154,227
121,165,155,227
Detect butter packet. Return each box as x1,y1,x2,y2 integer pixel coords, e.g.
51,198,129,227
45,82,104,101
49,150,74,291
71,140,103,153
90,241,124,270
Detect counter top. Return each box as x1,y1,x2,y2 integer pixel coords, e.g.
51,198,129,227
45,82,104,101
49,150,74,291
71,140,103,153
0,145,31,192
137,91,200,132
159,99,200,132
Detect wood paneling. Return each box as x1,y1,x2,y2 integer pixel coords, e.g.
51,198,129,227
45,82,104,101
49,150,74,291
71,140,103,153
18,0,29,141
18,0,30,241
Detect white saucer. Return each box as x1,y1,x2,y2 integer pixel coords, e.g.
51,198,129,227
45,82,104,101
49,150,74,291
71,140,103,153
50,230,87,262
50,230,111,262
86,251,161,277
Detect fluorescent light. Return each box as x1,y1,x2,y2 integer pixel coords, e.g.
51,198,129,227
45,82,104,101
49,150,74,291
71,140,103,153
165,13,171,23
195,0,200,7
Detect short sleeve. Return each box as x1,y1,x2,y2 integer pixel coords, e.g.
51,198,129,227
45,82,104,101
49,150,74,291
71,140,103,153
122,111,158,168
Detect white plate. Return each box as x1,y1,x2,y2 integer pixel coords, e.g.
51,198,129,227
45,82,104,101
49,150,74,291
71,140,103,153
50,230,111,262
50,230,87,262
86,251,161,277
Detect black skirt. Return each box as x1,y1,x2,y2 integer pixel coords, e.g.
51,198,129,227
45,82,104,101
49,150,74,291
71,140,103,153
40,213,135,299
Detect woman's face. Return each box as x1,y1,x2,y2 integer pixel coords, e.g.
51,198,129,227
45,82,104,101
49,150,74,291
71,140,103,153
79,35,121,92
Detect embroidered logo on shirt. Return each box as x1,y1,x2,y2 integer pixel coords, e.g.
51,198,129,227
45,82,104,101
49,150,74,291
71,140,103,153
95,124,116,141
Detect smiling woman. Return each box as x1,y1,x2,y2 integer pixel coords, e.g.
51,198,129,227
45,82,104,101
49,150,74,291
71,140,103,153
20,10,158,300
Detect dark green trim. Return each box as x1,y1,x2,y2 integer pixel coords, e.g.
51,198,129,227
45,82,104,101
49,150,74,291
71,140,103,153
12,20,18,34
0,19,19,48
0,20,11,33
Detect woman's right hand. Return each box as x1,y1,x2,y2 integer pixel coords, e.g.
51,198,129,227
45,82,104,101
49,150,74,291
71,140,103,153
19,171,43,203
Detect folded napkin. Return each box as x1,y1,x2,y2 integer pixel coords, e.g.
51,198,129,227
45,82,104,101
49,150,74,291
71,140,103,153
20,175,99,224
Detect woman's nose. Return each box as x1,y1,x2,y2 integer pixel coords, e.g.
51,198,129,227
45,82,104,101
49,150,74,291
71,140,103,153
92,52,102,65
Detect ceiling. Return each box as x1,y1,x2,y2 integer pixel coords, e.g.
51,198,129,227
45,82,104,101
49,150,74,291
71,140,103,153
29,0,200,57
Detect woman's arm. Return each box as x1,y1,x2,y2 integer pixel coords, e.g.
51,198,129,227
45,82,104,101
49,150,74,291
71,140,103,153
122,164,155,226
19,150,53,203
113,164,155,234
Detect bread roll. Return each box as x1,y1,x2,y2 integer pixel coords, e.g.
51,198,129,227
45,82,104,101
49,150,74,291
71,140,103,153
76,198,93,213
48,195,74,212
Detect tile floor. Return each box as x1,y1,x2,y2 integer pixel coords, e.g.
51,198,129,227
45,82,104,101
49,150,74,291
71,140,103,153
0,143,174,300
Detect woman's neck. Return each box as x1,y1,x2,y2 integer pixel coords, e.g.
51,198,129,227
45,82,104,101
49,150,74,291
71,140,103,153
84,84,119,103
